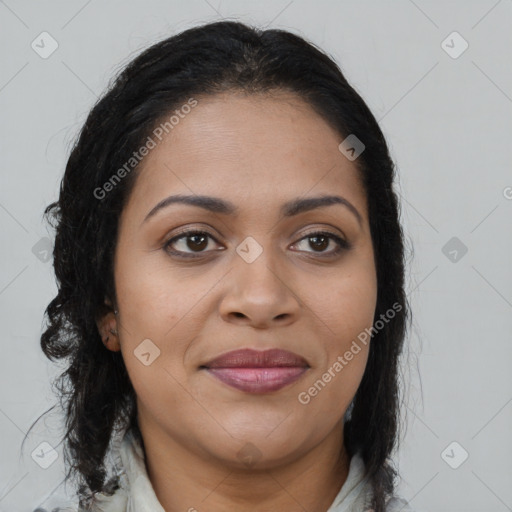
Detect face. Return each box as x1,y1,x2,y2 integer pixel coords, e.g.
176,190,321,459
99,91,377,470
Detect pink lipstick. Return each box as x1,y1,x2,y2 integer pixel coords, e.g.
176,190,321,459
201,348,309,393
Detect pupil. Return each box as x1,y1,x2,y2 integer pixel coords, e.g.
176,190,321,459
310,235,328,251
188,234,208,251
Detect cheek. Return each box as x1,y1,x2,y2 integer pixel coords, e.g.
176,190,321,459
112,253,201,385
309,264,377,345
114,264,201,416
114,249,204,334
299,261,376,406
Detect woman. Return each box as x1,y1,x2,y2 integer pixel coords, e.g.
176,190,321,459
32,20,413,512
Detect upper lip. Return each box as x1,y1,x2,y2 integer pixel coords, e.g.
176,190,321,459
201,348,309,369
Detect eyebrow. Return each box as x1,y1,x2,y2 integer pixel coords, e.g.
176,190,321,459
142,194,362,226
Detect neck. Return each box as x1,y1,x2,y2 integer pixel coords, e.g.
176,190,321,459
138,419,350,512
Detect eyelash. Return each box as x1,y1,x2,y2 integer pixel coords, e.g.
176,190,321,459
163,229,351,259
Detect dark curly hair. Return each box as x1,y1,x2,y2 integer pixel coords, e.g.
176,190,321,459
25,20,411,511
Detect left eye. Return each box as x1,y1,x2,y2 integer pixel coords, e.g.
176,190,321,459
163,230,349,258
292,231,350,256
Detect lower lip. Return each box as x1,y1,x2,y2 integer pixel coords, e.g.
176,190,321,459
205,367,308,393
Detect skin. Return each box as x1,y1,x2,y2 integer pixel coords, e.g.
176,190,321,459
97,90,378,512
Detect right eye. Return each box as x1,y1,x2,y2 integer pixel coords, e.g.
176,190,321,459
163,230,222,258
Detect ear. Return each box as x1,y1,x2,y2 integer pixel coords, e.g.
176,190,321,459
96,298,121,352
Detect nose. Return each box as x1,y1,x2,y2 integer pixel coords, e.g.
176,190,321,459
219,253,301,329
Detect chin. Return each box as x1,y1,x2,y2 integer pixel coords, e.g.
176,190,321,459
200,427,315,471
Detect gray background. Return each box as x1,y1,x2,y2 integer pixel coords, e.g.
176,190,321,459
1,1,511,510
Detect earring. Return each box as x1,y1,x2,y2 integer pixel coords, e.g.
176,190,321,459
110,327,118,335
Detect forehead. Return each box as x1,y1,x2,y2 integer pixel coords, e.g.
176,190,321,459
124,91,367,220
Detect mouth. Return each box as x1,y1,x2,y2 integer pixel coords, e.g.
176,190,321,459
200,348,310,393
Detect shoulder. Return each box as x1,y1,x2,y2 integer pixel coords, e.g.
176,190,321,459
33,507,79,512
361,492,415,512
32,485,129,512
385,495,415,511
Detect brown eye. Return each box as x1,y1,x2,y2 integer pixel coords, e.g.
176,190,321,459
184,233,209,251
308,234,330,251
164,230,219,257
292,231,350,256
